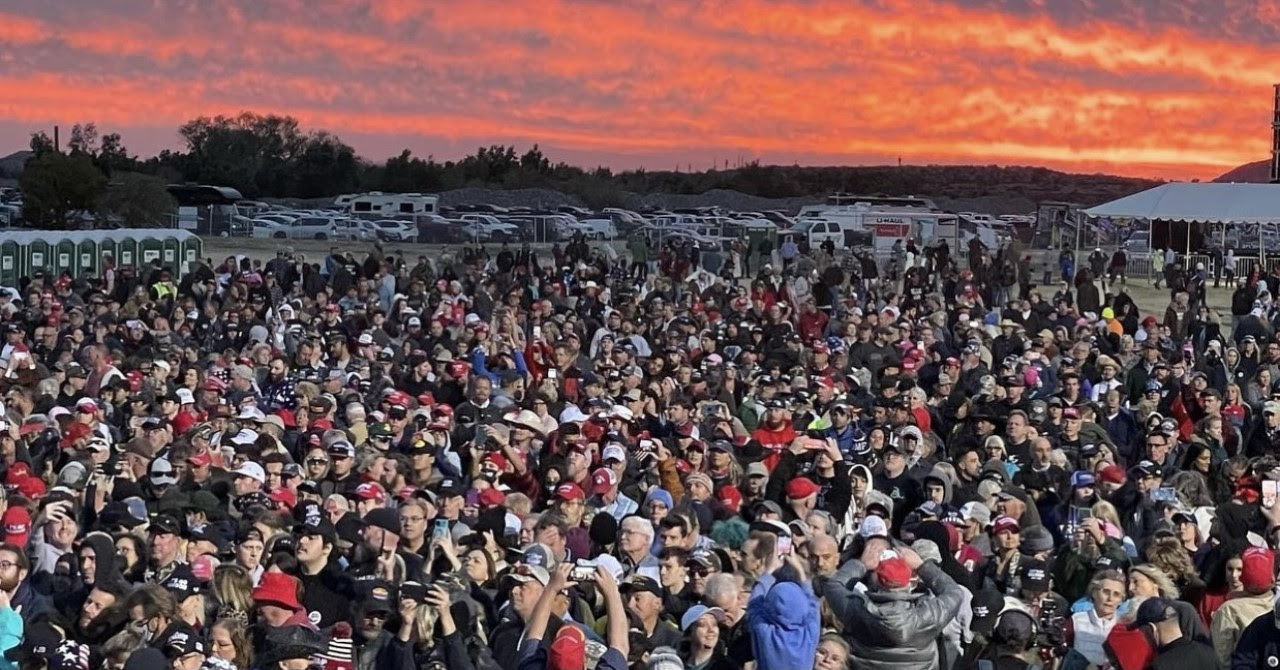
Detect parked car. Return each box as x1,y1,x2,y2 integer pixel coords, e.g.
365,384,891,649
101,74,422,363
371,219,418,242
417,222,473,244
1122,231,1151,254
333,218,378,242
459,214,523,241
254,216,336,240
639,226,720,251
567,218,619,240
251,218,288,238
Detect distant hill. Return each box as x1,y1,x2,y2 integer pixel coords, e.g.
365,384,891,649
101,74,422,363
1215,160,1270,183
0,151,30,179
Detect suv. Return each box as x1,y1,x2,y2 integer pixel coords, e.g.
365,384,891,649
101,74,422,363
371,219,418,242
569,218,618,240
288,216,337,240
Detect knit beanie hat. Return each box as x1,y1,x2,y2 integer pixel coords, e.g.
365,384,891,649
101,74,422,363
648,647,685,670
317,621,354,670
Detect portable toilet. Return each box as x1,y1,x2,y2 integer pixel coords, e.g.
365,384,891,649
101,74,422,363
138,235,164,269
54,236,76,276
77,235,100,277
25,238,51,277
180,233,202,274
161,235,182,273
0,238,18,286
741,220,777,260
98,235,119,271
116,235,138,268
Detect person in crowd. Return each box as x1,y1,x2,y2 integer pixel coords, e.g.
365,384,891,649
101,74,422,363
0,232,1275,670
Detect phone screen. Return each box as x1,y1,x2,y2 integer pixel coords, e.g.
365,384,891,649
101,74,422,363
1264,481,1278,509
776,535,793,556
547,369,557,380
433,519,450,540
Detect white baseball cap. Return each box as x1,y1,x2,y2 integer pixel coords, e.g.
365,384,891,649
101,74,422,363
232,462,266,484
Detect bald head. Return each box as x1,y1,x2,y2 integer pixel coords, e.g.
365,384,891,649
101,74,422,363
809,535,840,577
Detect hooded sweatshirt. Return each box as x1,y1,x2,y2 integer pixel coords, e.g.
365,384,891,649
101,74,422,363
53,531,119,620
746,562,819,670
923,465,955,506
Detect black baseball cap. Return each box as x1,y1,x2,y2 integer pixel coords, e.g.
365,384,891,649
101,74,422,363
1133,597,1179,626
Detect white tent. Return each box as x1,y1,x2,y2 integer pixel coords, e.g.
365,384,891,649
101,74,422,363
1084,183,1280,223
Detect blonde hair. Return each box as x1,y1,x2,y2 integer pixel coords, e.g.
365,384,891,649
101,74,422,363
1090,500,1123,529
1143,536,1199,587
212,564,254,617
1129,563,1180,599
505,492,533,518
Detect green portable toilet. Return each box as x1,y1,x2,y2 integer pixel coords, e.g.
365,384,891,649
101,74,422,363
26,238,50,277
0,239,18,286
116,236,137,268
161,236,181,273
77,236,99,277
98,236,118,270
54,237,76,276
138,236,163,269
180,234,202,276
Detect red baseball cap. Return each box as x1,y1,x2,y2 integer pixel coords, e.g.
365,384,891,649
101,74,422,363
554,483,585,503
1242,546,1275,593
991,515,1021,535
355,483,386,505
2,507,30,547
548,625,587,670
5,463,30,486
590,468,618,496
17,476,44,500
483,453,509,471
477,488,506,508
1098,464,1127,486
786,477,820,500
268,488,296,509
877,556,913,589
188,449,212,467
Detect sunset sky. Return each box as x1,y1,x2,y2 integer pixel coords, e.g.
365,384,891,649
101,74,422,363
0,0,1276,180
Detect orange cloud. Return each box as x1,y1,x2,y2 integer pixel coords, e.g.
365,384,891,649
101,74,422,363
0,1,1278,180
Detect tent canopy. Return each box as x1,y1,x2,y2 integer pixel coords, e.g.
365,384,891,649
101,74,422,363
1084,183,1280,224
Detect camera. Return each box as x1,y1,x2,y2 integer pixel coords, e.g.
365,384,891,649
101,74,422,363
1035,599,1069,660
570,561,597,582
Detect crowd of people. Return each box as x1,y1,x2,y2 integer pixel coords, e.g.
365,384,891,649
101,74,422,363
0,232,1272,670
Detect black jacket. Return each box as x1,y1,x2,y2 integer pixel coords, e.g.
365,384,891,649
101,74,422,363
297,563,357,628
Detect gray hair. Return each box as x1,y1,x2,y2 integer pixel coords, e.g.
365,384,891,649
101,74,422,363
620,515,654,541
703,573,741,610
806,510,836,536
